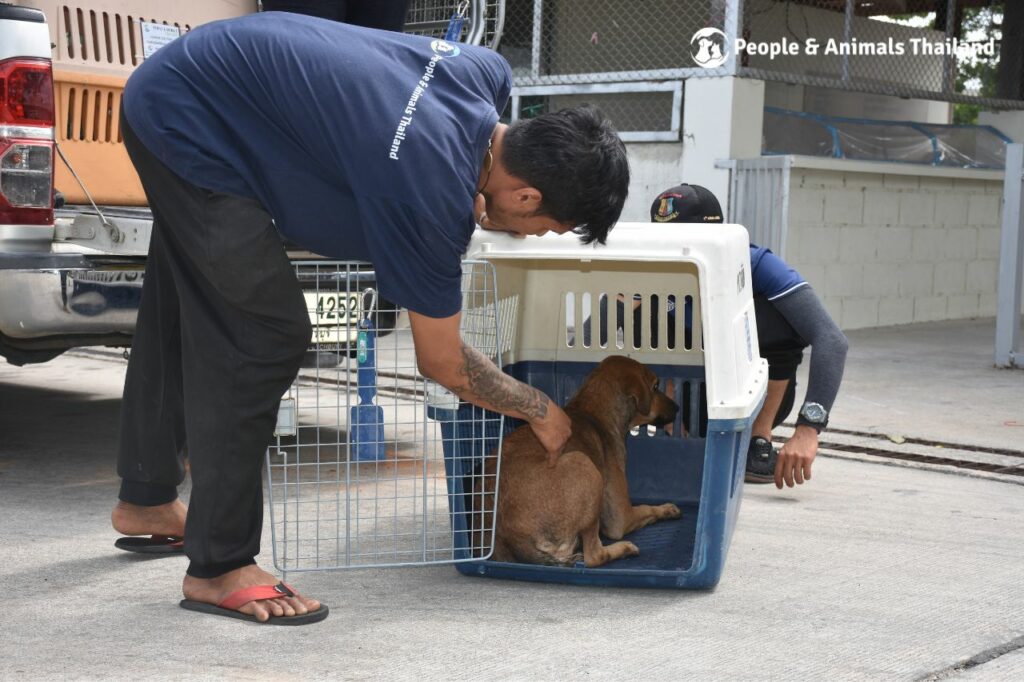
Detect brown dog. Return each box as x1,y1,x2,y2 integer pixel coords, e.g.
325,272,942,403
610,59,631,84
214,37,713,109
473,356,682,567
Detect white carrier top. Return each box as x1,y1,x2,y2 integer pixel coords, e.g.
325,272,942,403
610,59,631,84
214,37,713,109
465,222,768,422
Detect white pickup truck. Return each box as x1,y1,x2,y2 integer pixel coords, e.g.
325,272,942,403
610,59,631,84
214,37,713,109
0,0,416,365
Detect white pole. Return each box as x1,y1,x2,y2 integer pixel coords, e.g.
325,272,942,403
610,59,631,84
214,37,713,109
995,143,1024,368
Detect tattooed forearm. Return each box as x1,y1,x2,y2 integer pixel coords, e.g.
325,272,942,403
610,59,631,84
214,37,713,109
450,344,549,421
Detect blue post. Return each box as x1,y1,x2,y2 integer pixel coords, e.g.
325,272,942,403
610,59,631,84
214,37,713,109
349,317,387,461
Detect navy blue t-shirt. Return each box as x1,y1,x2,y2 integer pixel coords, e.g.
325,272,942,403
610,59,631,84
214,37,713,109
749,245,806,300
665,245,805,322
123,12,511,317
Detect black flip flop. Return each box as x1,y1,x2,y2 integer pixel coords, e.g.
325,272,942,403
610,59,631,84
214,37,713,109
179,582,329,626
114,535,185,555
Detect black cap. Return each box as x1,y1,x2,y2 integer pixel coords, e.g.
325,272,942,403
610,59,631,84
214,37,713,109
650,184,723,223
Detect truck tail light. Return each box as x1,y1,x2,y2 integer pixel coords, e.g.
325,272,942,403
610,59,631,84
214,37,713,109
0,58,55,225
0,58,54,127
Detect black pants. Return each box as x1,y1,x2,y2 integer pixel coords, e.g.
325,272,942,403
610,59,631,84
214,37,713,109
117,115,311,579
261,0,411,31
753,295,805,426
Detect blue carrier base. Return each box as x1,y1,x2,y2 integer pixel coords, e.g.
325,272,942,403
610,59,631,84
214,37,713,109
428,361,758,590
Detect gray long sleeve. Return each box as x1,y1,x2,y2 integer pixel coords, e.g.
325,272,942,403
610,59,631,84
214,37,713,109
771,285,849,414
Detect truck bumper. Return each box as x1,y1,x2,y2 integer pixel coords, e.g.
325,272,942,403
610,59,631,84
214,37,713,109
0,252,144,359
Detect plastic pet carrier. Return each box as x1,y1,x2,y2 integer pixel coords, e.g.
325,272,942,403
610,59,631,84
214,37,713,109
431,222,767,589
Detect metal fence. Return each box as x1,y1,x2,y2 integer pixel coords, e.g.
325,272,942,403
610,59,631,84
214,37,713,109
491,0,731,136
481,0,1024,137
737,0,1024,110
491,1,1020,104
494,0,733,84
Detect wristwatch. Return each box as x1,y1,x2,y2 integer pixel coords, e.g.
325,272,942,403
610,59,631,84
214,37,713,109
796,402,828,432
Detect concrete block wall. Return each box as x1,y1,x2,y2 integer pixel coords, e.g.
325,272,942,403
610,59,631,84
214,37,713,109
785,167,1005,330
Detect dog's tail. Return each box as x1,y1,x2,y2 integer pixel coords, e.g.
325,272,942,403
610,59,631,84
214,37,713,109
530,534,583,567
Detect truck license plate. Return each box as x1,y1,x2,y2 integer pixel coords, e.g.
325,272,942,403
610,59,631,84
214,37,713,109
303,292,361,346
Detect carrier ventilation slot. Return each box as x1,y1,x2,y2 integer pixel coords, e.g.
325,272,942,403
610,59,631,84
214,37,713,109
61,87,122,142
564,292,701,352
60,6,192,66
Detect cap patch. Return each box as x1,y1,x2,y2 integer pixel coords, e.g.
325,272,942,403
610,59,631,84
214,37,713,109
654,193,684,222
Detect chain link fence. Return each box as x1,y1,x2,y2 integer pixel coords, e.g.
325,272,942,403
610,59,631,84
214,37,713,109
738,0,1024,110
450,0,1024,136
484,0,1020,105
495,0,731,83
488,0,724,137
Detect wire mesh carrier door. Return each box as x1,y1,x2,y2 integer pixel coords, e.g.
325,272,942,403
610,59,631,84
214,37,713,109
265,260,503,573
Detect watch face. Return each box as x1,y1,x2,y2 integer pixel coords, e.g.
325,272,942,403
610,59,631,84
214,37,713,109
802,402,827,423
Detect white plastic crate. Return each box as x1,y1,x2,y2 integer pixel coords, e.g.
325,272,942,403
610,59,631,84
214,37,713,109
455,222,768,588
466,222,767,422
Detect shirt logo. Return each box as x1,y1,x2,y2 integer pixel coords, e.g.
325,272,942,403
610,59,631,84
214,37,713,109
431,40,461,58
390,43,452,161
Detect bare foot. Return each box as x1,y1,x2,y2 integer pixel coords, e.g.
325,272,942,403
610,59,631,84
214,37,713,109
183,564,321,622
111,499,187,538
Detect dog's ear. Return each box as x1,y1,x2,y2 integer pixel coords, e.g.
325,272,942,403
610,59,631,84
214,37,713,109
626,370,653,419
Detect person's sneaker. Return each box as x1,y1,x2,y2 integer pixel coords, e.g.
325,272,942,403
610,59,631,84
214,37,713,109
745,436,777,484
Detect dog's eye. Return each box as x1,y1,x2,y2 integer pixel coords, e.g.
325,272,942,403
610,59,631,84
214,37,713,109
652,380,659,390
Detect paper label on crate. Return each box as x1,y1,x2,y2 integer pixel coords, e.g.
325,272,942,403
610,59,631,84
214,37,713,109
140,22,182,60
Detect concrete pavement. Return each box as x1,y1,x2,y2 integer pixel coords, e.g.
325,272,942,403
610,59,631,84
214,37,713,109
0,317,1021,681
825,318,1023,452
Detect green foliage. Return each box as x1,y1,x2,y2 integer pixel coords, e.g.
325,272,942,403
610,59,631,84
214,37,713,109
947,6,1001,124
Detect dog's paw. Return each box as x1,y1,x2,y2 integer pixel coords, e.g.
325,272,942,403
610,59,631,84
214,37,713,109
659,503,682,519
623,541,640,557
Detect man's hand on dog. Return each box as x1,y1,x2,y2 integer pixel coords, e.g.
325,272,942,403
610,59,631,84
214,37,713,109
530,399,572,466
774,425,818,489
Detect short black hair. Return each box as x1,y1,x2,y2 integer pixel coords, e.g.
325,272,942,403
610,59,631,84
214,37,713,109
501,105,629,245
